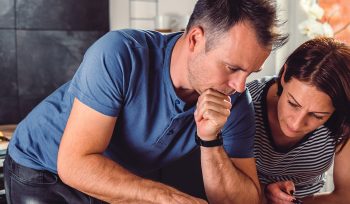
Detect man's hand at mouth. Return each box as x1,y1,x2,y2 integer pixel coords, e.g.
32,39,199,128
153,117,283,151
194,88,232,140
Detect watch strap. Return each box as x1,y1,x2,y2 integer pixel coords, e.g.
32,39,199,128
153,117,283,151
195,132,223,147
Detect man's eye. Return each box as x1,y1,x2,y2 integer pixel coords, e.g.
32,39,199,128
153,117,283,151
228,66,239,72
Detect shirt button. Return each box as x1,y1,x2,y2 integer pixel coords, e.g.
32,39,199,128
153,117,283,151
167,129,174,135
175,100,180,104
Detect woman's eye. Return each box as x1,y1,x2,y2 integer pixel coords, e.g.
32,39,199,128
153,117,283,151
287,100,298,108
312,114,324,120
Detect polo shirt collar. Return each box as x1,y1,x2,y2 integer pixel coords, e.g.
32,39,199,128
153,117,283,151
163,33,195,116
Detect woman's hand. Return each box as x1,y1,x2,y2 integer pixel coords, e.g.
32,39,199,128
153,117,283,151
264,181,298,204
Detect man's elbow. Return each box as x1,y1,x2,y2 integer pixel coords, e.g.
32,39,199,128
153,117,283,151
57,150,78,186
57,154,70,184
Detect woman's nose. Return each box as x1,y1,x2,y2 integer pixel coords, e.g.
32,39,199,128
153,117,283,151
290,113,307,131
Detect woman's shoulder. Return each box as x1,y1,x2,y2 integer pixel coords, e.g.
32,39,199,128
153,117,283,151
247,76,276,101
311,125,334,142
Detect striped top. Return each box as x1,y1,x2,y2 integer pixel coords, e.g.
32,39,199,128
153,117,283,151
247,77,336,198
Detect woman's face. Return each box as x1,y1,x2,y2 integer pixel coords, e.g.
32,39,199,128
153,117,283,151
277,78,335,138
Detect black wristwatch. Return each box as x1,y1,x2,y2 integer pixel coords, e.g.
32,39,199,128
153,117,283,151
195,132,223,147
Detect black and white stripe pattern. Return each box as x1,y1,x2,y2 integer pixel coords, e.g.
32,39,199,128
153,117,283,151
247,77,335,198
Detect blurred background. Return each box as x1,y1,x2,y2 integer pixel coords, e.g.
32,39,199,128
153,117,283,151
1,0,349,199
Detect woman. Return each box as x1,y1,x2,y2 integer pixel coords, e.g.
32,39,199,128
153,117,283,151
247,37,350,204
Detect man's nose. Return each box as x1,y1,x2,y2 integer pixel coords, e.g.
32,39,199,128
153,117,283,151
229,74,247,93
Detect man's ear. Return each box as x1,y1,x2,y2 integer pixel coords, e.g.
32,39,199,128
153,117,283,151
187,26,205,52
281,64,287,87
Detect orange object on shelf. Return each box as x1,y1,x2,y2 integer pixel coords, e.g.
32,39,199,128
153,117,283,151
0,124,17,152
319,0,350,44
0,124,17,138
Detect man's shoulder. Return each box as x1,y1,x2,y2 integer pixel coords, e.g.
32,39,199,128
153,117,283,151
86,29,182,61
80,29,169,70
101,29,176,49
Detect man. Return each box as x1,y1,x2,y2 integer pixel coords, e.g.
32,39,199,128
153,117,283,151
4,0,287,203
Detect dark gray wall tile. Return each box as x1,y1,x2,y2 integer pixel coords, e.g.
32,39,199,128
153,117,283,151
0,0,15,28
0,0,109,124
0,97,19,124
0,30,17,97
17,30,106,97
16,0,109,30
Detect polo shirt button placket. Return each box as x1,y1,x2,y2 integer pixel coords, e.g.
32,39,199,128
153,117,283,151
167,129,174,135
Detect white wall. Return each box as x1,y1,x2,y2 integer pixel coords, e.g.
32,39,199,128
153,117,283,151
275,0,311,69
248,0,310,81
109,0,130,30
158,0,196,16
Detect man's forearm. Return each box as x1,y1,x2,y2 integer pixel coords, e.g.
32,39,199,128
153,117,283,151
58,154,203,204
200,146,260,204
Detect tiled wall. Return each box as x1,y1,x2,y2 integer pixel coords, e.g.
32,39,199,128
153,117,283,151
0,0,109,124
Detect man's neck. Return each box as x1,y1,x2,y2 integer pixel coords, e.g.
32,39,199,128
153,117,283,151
169,35,199,105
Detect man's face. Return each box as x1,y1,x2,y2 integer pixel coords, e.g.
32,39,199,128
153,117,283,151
187,22,271,95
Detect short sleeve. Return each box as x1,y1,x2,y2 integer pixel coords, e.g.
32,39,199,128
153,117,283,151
68,31,132,117
222,89,256,158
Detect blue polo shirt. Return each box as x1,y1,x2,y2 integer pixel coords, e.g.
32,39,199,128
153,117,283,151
8,29,256,176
